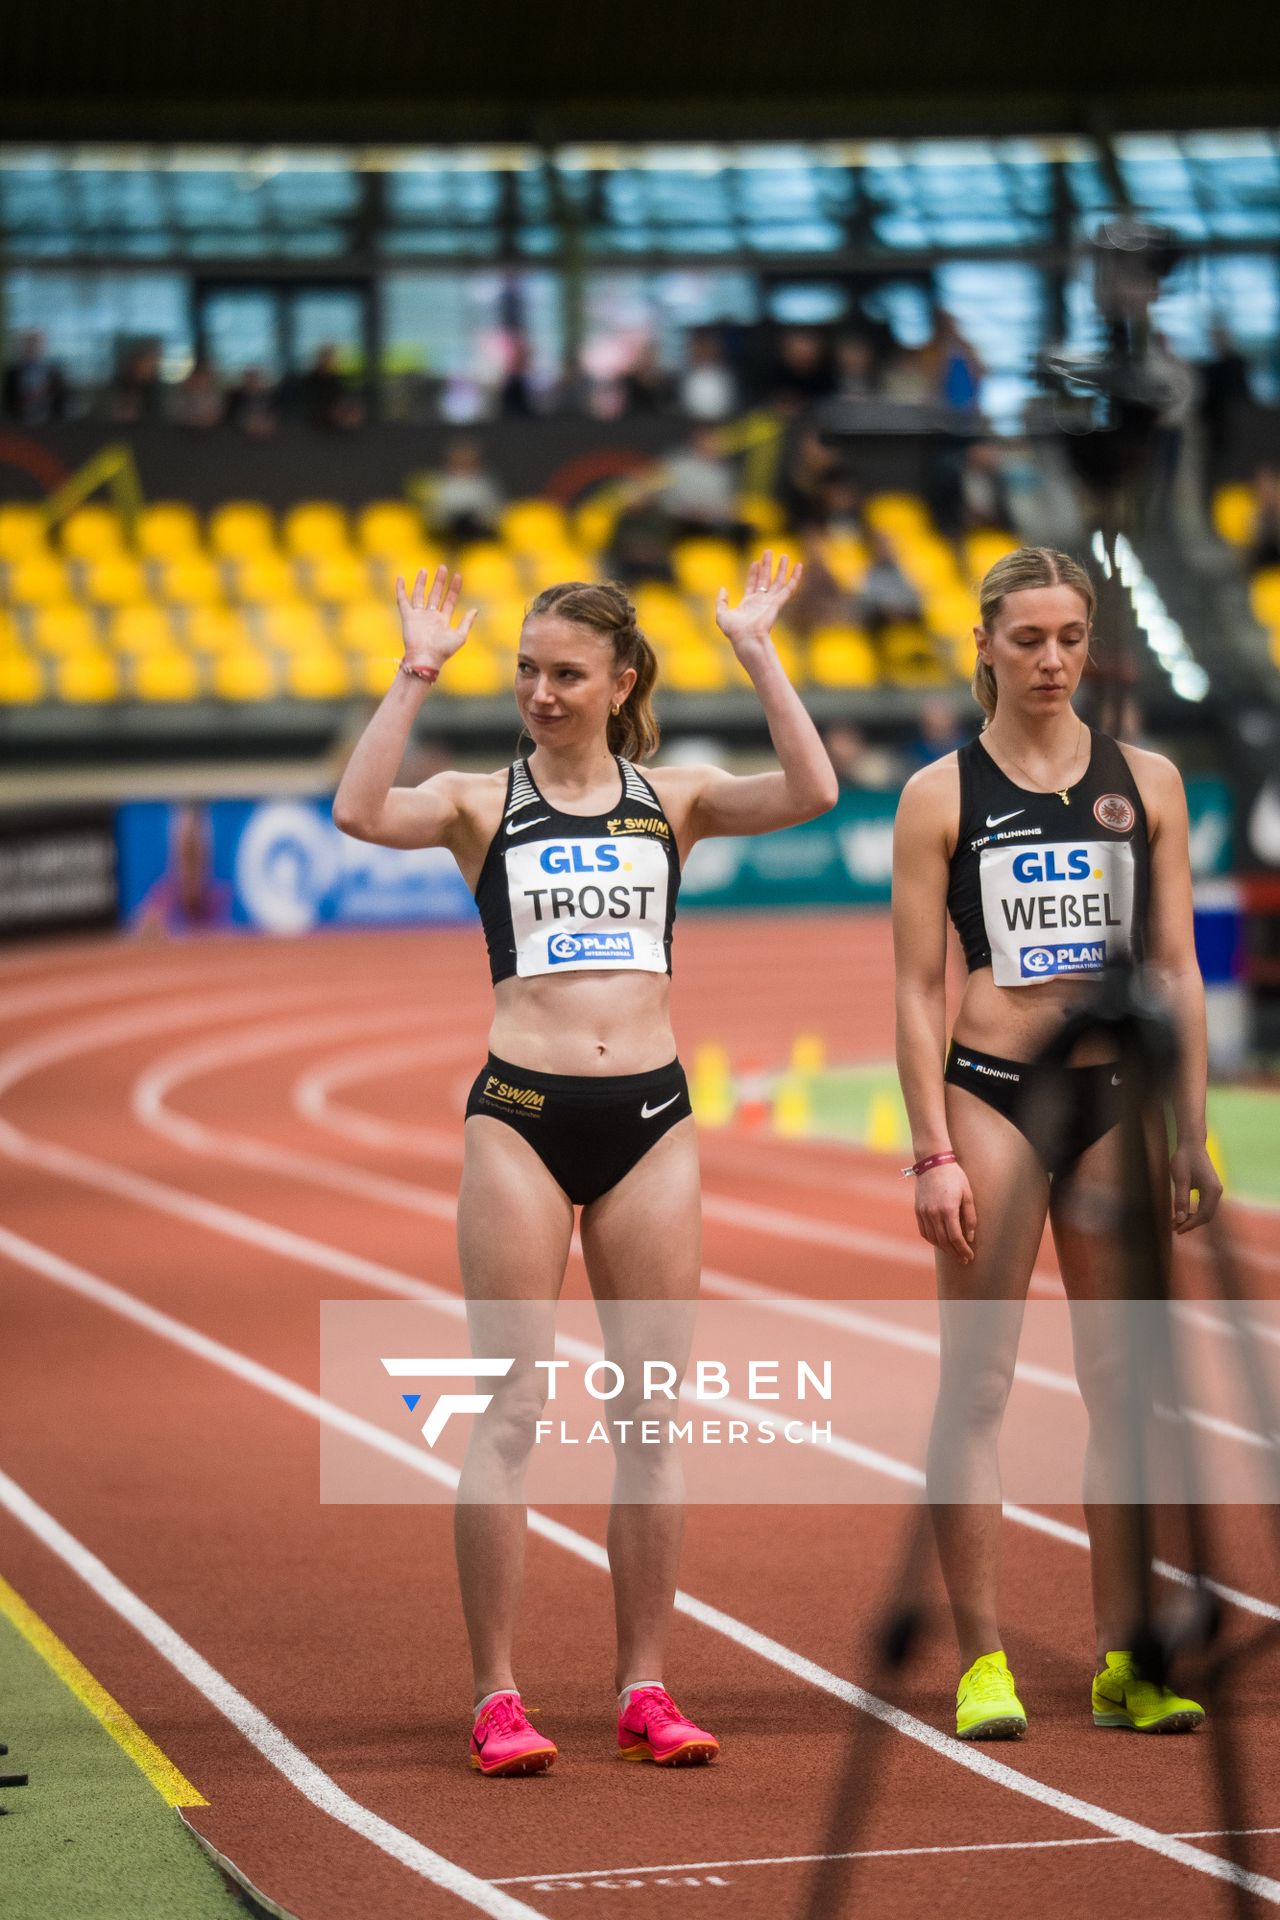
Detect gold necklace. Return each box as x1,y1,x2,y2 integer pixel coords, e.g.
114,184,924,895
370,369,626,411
996,718,1088,807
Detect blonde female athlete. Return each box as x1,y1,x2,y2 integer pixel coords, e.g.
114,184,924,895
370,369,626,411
892,545,1221,1740
334,555,837,1774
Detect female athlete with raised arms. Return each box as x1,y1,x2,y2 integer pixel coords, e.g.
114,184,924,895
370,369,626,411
334,554,837,1774
892,545,1221,1741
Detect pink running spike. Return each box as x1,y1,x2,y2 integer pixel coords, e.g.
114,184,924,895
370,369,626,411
469,1693,557,1777
617,1686,719,1767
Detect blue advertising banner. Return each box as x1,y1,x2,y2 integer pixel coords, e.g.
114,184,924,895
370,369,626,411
115,798,478,935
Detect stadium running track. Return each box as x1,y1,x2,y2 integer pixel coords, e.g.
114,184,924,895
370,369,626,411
2,913,1279,1920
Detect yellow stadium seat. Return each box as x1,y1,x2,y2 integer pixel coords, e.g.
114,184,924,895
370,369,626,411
899,535,963,593
882,624,951,688
234,555,301,604
283,501,350,560
963,530,1019,583
208,502,277,561
1213,484,1256,547
1249,569,1280,632
158,555,224,607
521,547,598,594
33,605,99,656
457,543,521,599
501,499,569,554
285,645,351,699
310,554,373,604
133,647,202,701
572,498,617,555
864,492,932,537
187,606,252,655
474,596,528,654
260,604,329,653
338,600,400,657
348,653,399,696
54,648,120,702
436,642,503,697
0,505,49,562
1272,631,1280,674
136,502,202,560
356,500,424,561
808,627,879,689
8,553,73,607
84,555,150,608
926,587,981,644
666,644,733,693
108,607,179,655
738,493,785,539
59,505,126,562
0,643,44,703
211,643,277,701
672,539,739,600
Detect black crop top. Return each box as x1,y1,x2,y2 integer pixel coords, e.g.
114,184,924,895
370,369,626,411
946,728,1149,986
473,756,681,985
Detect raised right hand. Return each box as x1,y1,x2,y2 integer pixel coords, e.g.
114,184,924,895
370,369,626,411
913,1160,977,1265
395,564,477,673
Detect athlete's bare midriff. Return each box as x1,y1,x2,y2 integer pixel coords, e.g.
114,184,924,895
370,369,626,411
951,967,1121,1066
489,969,678,1076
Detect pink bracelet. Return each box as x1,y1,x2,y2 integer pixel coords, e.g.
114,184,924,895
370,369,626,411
901,1150,958,1178
399,660,440,684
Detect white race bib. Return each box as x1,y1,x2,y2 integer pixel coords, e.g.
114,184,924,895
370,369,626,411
507,835,671,977
979,839,1135,987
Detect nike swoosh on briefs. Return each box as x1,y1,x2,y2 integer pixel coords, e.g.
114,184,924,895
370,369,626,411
1111,1073,1123,1086
641,1093,681,1119
506,815,550,835
986,809,1025,828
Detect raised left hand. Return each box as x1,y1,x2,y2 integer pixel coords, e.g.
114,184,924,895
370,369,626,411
715,551,803,664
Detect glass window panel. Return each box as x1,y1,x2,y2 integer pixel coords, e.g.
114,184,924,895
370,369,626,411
745,220,844,252
3,269,192,384
200,288,282,378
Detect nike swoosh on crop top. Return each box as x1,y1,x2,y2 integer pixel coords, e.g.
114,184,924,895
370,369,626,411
474,756,681,983
945,728,1150,986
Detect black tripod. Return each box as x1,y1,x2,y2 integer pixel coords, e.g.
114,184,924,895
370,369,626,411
802,961,1280,1920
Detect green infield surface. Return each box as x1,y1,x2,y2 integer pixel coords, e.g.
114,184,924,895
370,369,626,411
0,1581,247,1920
777,1065,1280,1208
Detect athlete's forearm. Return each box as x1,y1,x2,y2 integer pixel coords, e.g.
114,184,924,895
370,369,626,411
1158,964,1211,1145
746,646,839,816
332,671,430,837
895,987,952,1158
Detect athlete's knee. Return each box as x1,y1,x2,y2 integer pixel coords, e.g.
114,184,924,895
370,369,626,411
473,1369,551,1464
933,1358,1016,1439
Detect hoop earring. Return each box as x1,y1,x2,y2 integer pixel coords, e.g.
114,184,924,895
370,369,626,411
610,703,621,716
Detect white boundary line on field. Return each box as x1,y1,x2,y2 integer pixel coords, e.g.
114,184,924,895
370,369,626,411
3,1219,1279,1909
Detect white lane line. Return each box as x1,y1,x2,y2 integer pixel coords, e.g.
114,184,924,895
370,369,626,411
0,1459,547,1920
128,1007,1280,1618
4,1222,1278,1909
493,1826,1280,1884
5,995,1275,1625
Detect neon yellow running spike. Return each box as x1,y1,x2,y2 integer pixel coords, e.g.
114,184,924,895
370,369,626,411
1091,1652,1204,1732
955,1650,1027,1740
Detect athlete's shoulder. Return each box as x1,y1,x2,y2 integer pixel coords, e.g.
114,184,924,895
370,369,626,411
1113,740,1184,832
898,750,961,814
425,767,508,837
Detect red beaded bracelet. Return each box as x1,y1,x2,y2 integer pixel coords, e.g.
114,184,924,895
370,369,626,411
399,659,440,684
901,1150,958,1178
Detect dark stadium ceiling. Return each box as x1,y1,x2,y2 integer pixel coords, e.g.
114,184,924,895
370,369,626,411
1,0,1277,141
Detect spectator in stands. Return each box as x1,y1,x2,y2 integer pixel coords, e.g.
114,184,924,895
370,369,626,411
226,366,281,439
677,329,740,422
656,425,743,541
834,332,880,401
607,502,678,587
930,439,1016,540
622,340,675,415
427,439,504,544
109,341,165,423
3,330,68,426
1249,466,1280,573
298,344,364,430
769,327,835,407
171,355,225,430
822,721,897,792
906,695,968,769
933,312,983,413
1199,326,1253,490
854,529,924,635
778,534,851,638
778,427,843,531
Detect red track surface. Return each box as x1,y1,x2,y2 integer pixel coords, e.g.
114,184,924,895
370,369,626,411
2,916,1279,1920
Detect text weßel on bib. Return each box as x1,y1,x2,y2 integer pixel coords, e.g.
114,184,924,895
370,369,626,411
979,838,1135,986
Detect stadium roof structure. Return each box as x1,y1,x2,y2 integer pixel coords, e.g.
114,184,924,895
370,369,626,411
2,0,1277,142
